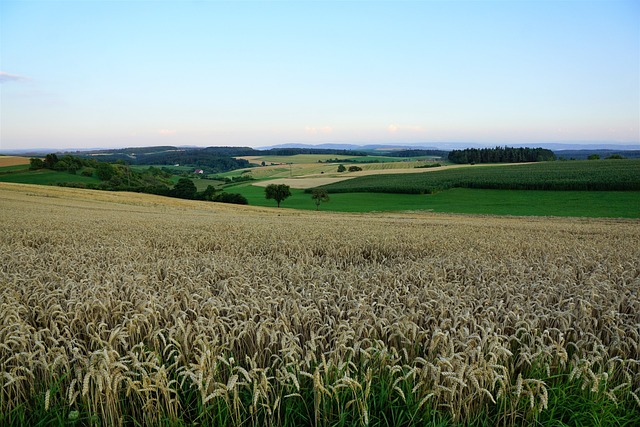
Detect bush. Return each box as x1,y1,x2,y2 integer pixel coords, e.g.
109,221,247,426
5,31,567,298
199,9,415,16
81,168,95,177
29,158,45,170
214,192,248,205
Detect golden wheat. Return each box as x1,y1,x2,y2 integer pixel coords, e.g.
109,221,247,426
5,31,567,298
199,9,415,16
0,182,638,425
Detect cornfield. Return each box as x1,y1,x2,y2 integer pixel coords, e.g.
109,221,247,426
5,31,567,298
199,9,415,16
1,183,639,425
318,159,640,194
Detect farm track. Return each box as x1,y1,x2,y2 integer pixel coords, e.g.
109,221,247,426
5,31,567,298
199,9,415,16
0,182,639,425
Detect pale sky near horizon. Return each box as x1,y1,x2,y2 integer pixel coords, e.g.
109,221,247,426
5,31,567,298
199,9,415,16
0,0,638,150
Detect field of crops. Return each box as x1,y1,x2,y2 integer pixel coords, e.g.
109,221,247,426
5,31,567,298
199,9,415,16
0,156,30,167
318,160,640,194
1,183,639,426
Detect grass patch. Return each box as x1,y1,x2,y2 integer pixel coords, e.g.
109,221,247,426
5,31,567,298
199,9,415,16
191,178,225,191
0,169,100,185
229,184,640,217
0,164,31,173
426,188,640,218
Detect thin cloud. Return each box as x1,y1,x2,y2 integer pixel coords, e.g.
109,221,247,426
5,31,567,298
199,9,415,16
158,129,177,135
0,72,29,84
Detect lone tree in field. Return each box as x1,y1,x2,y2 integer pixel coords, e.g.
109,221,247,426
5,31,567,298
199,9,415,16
265,184,291,208
311,188,330,210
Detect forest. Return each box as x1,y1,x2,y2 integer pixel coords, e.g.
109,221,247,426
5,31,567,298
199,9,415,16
447,146,556,164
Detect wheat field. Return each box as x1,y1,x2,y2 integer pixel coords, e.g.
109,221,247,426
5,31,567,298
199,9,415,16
0,182,638,425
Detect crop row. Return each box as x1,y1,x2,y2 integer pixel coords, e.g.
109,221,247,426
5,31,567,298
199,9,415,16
316,159,640,194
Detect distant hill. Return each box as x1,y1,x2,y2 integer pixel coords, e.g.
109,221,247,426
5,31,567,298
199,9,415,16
3,142,639,157
258,142,640,151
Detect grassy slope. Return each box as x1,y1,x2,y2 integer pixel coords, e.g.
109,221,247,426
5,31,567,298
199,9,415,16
192,178,225,191
0,164,31,173
227,184,640,218
0,169,100,185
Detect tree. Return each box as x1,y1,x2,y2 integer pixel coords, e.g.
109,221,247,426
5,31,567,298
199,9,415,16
43,153,59,169
172,178,197,199
29,158,45,170
265,184,291,208
95,162,116,181
311,188,330,210
197,185,218,201
337,164,346,172
587,154,600,160
348,165,362,172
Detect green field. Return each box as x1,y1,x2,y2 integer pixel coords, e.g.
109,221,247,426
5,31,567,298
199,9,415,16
192,178,225,191
227,184,640,217
0,169,100,185
319,159,640,193
0,164,31,173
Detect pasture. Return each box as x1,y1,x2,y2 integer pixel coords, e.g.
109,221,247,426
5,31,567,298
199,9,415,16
1,182,638,426
227,184,640,217
0,169,100,185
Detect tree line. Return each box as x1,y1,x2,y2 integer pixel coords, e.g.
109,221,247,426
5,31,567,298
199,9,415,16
447,146,556,164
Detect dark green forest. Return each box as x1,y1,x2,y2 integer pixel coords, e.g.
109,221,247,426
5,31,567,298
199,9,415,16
448,146,556,164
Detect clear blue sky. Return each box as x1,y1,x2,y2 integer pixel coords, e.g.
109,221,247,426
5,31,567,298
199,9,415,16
1,0,638,150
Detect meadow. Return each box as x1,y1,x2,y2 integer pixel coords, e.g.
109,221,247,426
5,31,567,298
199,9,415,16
0,182,639,426
0,169,100,185
227,184,640,218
